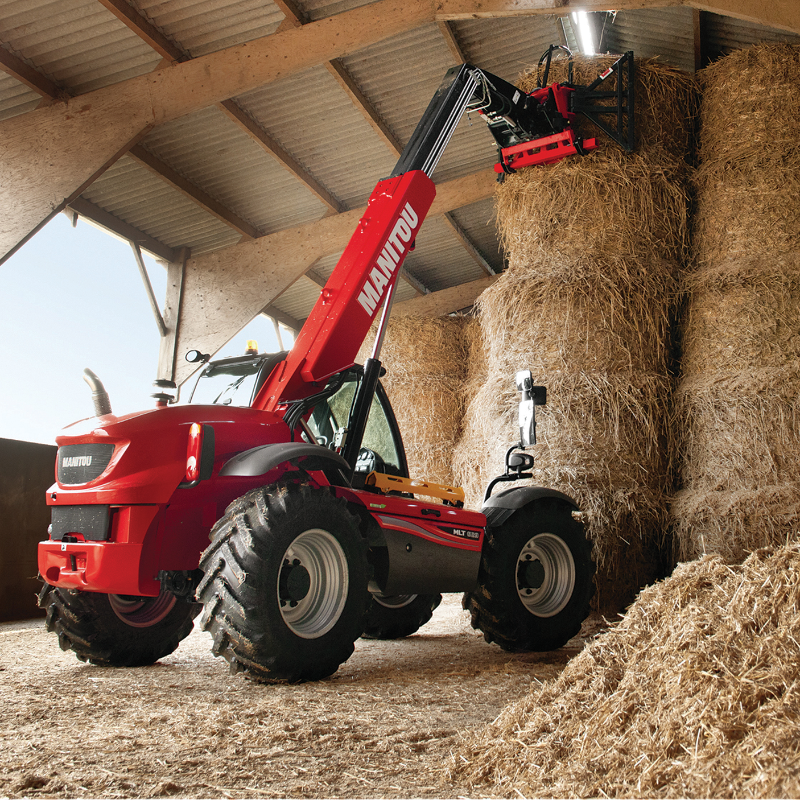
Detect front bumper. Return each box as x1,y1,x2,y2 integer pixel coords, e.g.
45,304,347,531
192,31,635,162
38,504,163,596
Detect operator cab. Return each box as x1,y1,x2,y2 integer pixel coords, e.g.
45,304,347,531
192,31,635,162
188,351,287,407
190,353,407,480
298,367,408,480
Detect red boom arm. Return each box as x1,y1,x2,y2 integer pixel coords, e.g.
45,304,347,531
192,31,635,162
253,169,436,412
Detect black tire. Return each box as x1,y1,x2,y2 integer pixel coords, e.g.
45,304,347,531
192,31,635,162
197,483,369,683
463,499,595,652
37,582,200,667
361,592,442,639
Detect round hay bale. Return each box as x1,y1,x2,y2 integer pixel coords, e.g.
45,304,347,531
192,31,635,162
675,369,800,495
450,542,800,798
477,261,677,374
673,43,800,561
680,277,800,376
495,157,691,273
692,167,800,270
699,43,800,173
371,315,469,486
671,485,800,563
457,57,695,611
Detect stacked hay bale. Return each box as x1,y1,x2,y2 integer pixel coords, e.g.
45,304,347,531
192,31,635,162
361,315,469,487
455,57,697,609
451,541,800,798
672,44,800,562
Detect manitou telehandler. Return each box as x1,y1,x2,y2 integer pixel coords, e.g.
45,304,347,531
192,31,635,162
38,47,634,682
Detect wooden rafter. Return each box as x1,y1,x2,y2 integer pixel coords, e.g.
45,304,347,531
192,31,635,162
262,304,303,334
0,46,63,98
94,0,345,216
217,100,344,213
94,0,186,62
1,0,435,263
272,0,406,158
442,212,496,276
128,145,260,240
434,0,800,35
437,21,468,63
64,198,177,262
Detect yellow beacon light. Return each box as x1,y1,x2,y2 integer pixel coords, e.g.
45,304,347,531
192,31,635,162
245,340,259,355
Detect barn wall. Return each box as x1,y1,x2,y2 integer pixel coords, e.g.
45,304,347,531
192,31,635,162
0,438,56,622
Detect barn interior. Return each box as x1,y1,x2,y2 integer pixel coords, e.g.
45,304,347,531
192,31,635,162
2,1,800,797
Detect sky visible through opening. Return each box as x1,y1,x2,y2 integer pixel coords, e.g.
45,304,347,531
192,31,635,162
0,215,293,445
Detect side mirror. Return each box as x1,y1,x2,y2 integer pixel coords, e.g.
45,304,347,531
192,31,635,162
185,350,211,364
515,370,546,447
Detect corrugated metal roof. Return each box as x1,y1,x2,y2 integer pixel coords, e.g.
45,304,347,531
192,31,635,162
3,0,798,329
135,0,285,57
82,155,243,254
235,64,397,211
600,7,698,73
0,68,40,120
701,11,800,58
0,0,162,93
140,103,330,234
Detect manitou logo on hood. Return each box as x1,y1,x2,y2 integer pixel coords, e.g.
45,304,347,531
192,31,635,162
357,203,420,316
62,455,93,468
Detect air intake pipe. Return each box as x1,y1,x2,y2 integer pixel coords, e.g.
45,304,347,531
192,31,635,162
83,368,113,417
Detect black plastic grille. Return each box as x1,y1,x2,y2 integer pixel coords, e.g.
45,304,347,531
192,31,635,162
57,443,115,484
50,505,111,541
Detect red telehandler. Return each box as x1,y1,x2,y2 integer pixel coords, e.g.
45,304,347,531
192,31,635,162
38,48,634,682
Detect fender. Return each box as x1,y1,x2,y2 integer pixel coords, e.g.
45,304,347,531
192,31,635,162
219,442,351,484
481,485,578,528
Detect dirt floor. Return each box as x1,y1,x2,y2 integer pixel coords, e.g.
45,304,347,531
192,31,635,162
0,595,605,799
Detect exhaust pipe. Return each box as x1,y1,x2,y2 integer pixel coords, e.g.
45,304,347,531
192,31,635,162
83,368,113,417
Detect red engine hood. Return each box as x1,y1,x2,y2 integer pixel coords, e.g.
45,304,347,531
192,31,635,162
50,404,290,506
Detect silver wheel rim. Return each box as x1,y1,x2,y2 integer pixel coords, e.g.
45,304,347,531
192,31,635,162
373,593,417,609
109,591,176,628
516,533,575,618
278,529,349,639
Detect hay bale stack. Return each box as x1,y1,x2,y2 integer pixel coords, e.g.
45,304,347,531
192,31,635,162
451,542,800,798
365,315,469,486
456,57,697,609
673,44,800,562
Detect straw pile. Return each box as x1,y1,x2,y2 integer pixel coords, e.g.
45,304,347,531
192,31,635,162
455,57,697,609
673,44,800,563
363,315,469,486
451,541,800,798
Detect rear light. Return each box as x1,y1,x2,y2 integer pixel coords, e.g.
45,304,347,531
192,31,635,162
185,423,204,482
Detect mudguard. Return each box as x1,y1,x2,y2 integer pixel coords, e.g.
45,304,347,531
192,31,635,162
219,442,351,483
482,484,578,528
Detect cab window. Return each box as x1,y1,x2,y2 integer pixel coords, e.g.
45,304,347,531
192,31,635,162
304,376,405,476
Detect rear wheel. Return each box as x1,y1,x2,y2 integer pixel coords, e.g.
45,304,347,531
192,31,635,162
361,592,442,639
197,483,369,683
37,583,199,666
463,499,594,652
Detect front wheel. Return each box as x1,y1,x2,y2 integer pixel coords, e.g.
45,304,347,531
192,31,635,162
197,483,369,683
361,592,442,639
37,583,200,666
463,499,595,652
